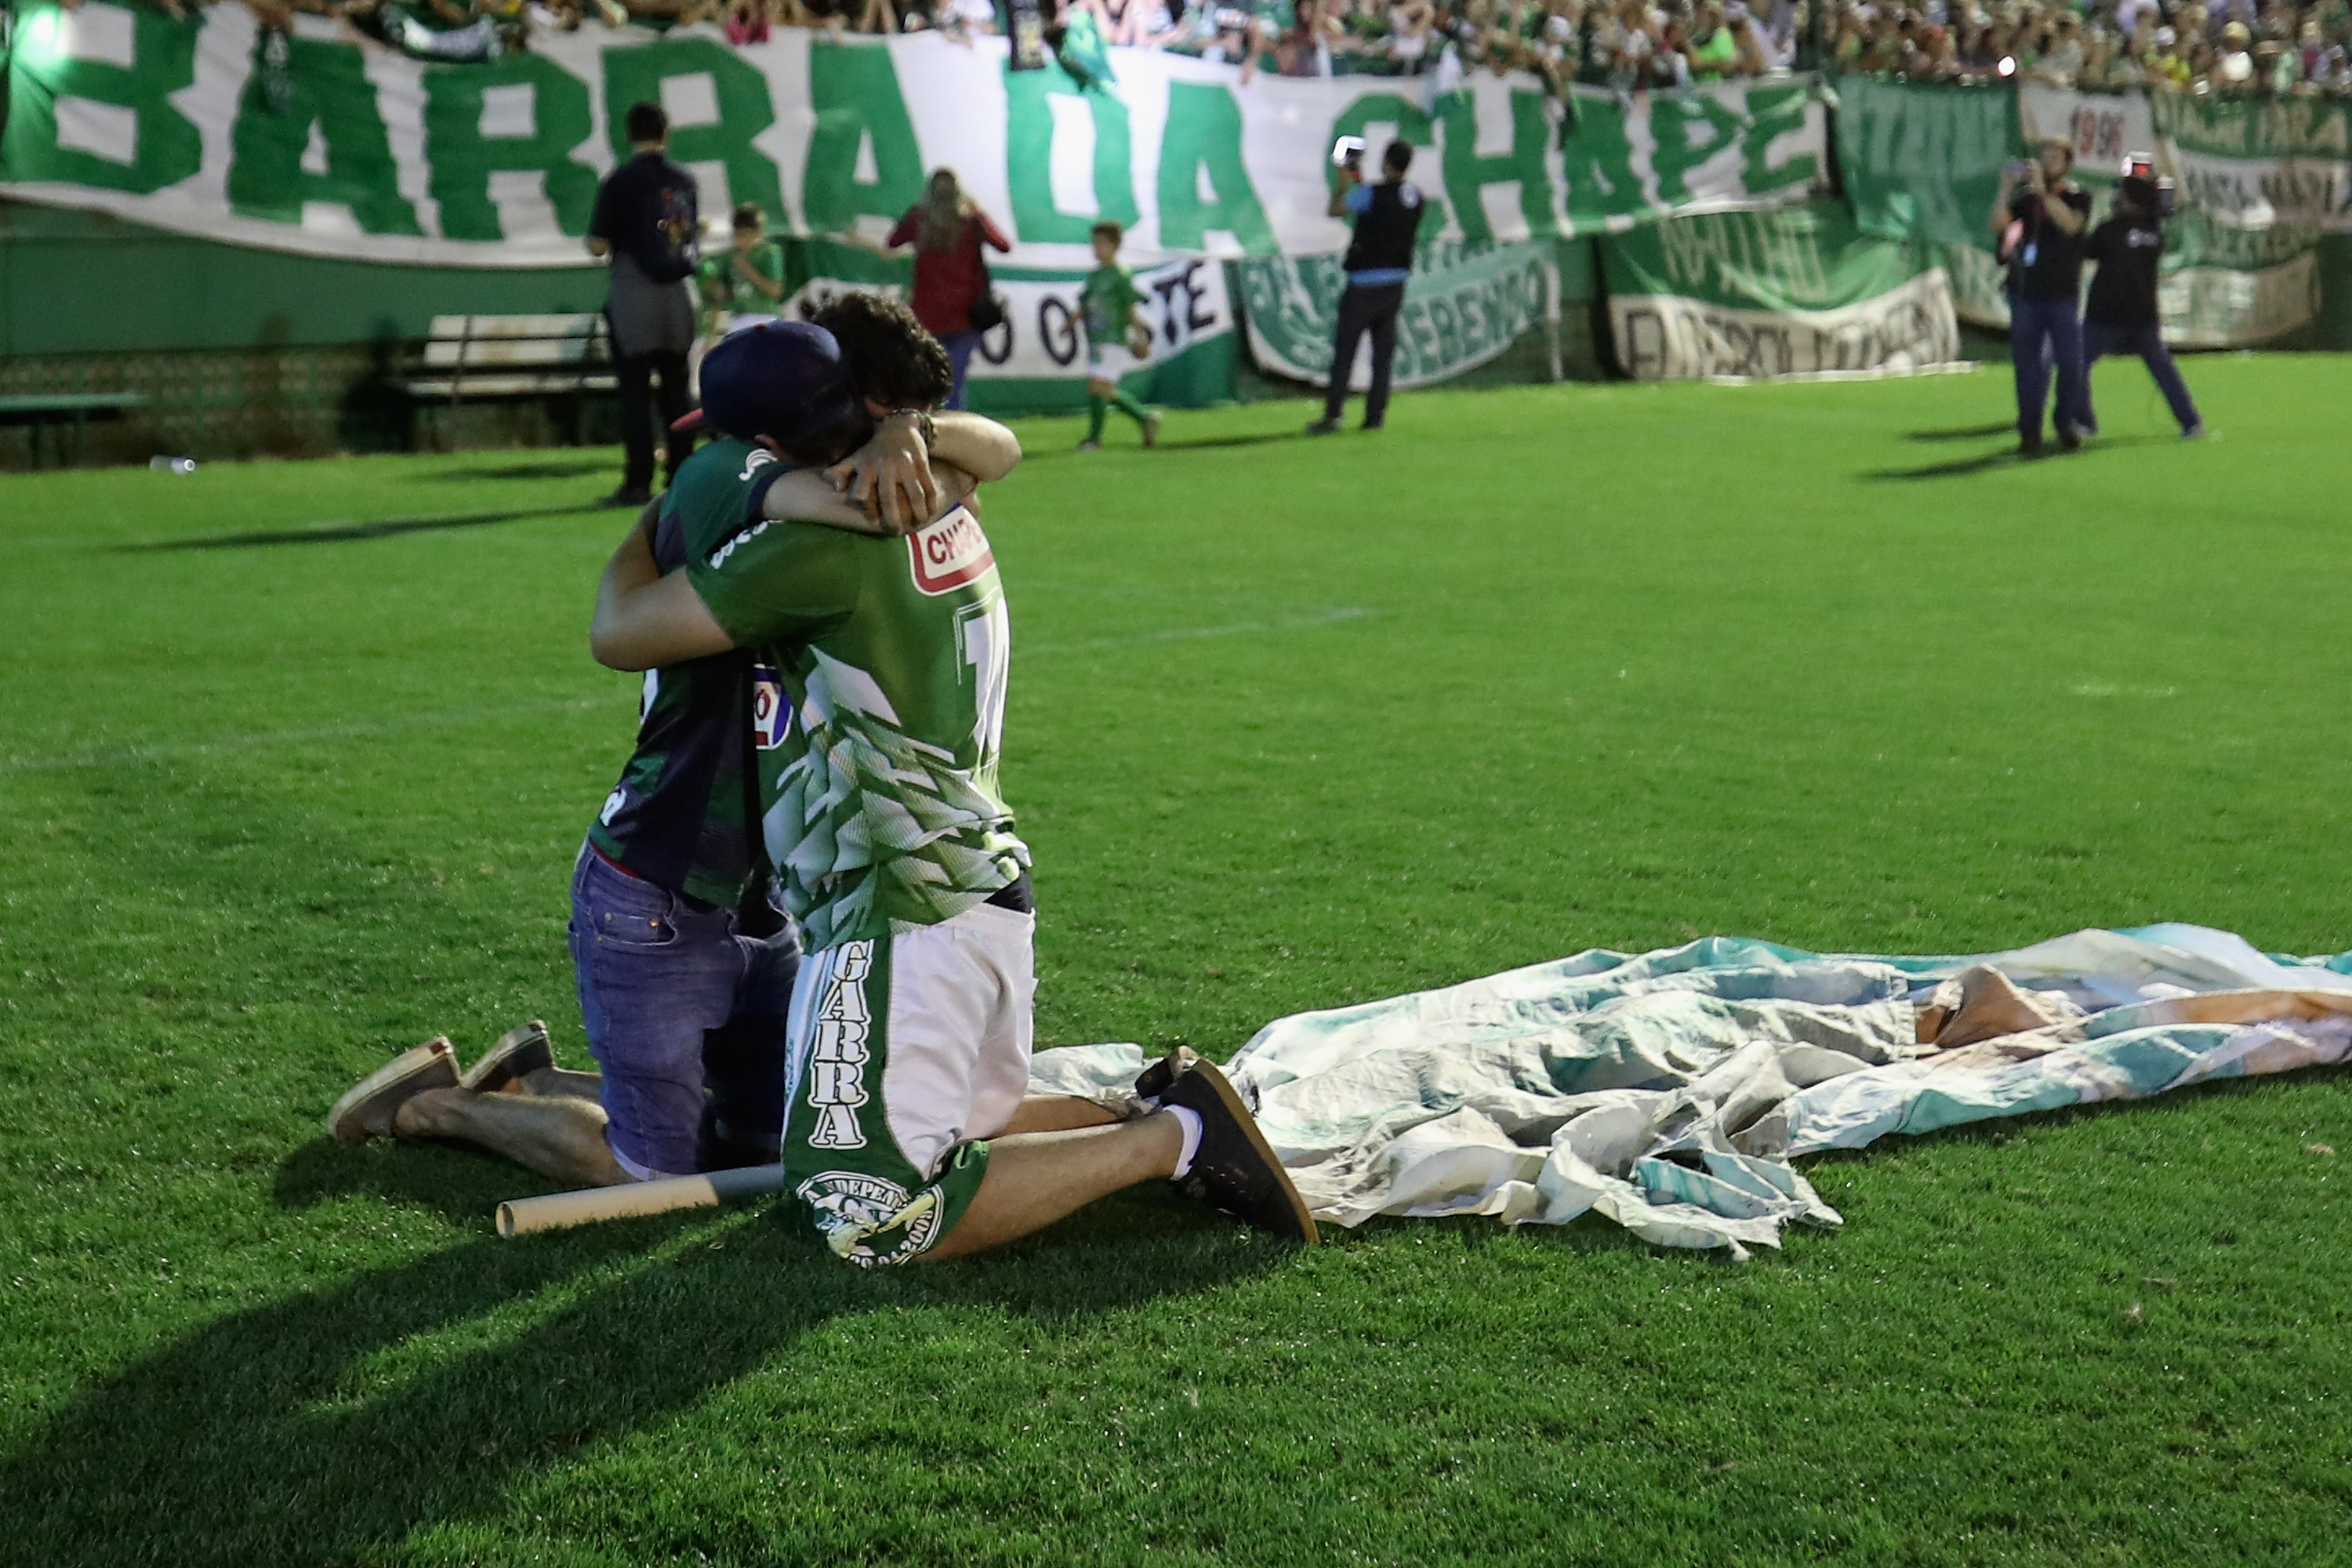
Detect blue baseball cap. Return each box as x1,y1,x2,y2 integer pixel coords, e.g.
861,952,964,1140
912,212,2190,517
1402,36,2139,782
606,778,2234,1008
671,318,862,445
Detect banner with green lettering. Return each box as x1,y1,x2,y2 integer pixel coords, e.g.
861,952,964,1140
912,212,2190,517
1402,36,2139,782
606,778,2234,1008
779,237,1236,410
1600,201,1958,379
2,1,1827,267
1844,77,2343,347
1235,238,1560,390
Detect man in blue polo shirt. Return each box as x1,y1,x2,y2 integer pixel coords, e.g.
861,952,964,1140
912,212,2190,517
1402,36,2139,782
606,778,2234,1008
1307,138,1427,436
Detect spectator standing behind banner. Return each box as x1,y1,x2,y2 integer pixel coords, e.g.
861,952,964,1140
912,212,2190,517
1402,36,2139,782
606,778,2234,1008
1308,138,1426,437
1991,136,2092,458
884,169,1012,411
590,102,699,508
2082,172,2205,441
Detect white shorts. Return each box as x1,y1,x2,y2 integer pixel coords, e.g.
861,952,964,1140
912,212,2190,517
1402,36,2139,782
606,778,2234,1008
782,899,1036,1265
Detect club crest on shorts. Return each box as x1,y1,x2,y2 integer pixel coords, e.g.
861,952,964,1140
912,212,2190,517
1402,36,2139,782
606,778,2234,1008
805,942,873,1149
751,664,790,750
794,1171,943,1265
908,506,993,597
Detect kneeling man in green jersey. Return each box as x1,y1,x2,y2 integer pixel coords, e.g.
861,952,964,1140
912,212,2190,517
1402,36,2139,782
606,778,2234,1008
591,319,1316,1265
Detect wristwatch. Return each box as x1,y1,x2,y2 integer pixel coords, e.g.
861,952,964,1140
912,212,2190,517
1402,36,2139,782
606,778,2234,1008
885,408,937,448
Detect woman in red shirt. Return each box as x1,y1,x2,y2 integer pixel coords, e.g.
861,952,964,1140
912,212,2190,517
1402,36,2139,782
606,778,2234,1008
885,169,1012,410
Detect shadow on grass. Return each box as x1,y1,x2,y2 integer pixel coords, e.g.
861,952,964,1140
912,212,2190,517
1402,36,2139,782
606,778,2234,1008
274,1136,544,1229
1025,430,1308,459
1904,421,2016,443
0,1189,1279,1566
1865,433,2172,481
122,503,608,550
1867,448,2020,481
431,459,613,482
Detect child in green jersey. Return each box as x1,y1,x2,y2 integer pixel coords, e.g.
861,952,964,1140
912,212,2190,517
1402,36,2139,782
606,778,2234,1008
1077,220,1160,452
699,202,786,339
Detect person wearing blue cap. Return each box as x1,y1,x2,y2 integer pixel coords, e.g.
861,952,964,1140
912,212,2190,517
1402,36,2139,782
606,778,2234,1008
330,312,1030,1192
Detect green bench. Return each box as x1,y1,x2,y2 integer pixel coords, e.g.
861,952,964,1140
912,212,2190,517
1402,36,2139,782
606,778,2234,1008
405,314,617,403
0,392,147,469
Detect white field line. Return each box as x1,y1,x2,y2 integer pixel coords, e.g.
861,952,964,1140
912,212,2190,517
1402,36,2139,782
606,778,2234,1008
2,608,1375,772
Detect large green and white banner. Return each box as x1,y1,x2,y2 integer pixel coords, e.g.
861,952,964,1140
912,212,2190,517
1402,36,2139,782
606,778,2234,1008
1601,201,1958,380
1234,238,1559,390
2021,84,2335,346
1,0,1825,268
780,236,1236,408
1844,78,2343,347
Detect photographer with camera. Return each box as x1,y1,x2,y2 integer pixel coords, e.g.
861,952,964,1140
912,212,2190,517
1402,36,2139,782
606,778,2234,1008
1308,136,1427,437
1991,136,2093,457
2082,159,2205,441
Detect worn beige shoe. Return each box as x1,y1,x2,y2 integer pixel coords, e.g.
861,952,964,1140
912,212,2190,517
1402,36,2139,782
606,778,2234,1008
327,1037,458,1142
458,1019,554,1094
1134,1044,1203,1105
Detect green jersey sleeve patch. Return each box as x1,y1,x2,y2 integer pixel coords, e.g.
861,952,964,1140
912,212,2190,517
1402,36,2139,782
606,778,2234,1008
687,517,863,651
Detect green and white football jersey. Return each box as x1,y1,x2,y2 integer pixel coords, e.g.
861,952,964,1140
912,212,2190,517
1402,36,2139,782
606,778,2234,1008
685,503,1027,952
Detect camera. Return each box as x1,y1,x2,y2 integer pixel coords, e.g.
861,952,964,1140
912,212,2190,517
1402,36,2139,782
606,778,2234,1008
2121,153,2176,219
1330,136,1366,169
2003,158,2035,180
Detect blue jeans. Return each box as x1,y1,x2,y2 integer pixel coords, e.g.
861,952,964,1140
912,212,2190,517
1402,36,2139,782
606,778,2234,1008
941,330,980,411
2085,321,2201,434
2009,293,2092,441
567,849,801,1179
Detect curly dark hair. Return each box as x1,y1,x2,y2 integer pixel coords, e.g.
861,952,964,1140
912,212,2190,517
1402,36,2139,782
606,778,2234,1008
806,291,954,412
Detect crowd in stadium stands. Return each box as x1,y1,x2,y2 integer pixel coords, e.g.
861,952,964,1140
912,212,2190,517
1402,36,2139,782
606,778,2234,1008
73,0,2352,93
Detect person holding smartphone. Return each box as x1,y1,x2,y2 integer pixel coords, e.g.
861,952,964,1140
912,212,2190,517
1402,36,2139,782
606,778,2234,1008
1308,136,1426,437
1991,136,2093,456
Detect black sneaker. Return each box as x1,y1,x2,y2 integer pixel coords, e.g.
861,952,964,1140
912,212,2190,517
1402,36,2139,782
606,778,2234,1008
598,485,652,509
2017,432,2045,459
2056,424,2084,453
1304,416,1341,436
1161,1061,1319,1244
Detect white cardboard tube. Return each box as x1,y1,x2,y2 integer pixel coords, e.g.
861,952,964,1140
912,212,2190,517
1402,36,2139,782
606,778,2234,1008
496,1164,789,1238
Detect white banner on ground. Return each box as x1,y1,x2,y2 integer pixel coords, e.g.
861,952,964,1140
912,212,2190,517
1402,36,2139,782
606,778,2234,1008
1608,267,1959,382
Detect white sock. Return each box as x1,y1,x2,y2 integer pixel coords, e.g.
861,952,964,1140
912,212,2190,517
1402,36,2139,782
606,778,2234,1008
1166,1105,1203,1178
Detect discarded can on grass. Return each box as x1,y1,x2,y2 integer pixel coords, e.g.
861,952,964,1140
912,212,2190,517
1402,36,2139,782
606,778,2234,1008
149,456,198,475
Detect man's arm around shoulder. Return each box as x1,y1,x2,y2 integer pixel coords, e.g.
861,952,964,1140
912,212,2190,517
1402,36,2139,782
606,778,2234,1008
590,454,991,673
590,503,731,672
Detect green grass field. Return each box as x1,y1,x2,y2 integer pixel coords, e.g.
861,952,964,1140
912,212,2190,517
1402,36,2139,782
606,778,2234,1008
3,357,2349,1566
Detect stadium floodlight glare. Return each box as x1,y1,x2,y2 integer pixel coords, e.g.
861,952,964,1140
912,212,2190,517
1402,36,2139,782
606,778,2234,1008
16,7,62,71
1996,54,2017,76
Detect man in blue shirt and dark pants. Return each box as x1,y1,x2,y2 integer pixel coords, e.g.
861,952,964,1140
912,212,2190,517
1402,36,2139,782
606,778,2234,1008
1308,139,1425,436
590,102,701,507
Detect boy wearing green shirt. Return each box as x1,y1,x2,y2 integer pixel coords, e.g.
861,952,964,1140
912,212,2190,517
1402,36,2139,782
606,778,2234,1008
699,202,787,337
1077,220,1160,452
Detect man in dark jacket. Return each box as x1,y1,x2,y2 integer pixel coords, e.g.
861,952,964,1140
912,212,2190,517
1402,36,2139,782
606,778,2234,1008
2082,174,2204,440
1991,137,2093,456
590,102,701,508
1308,138,1426,435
